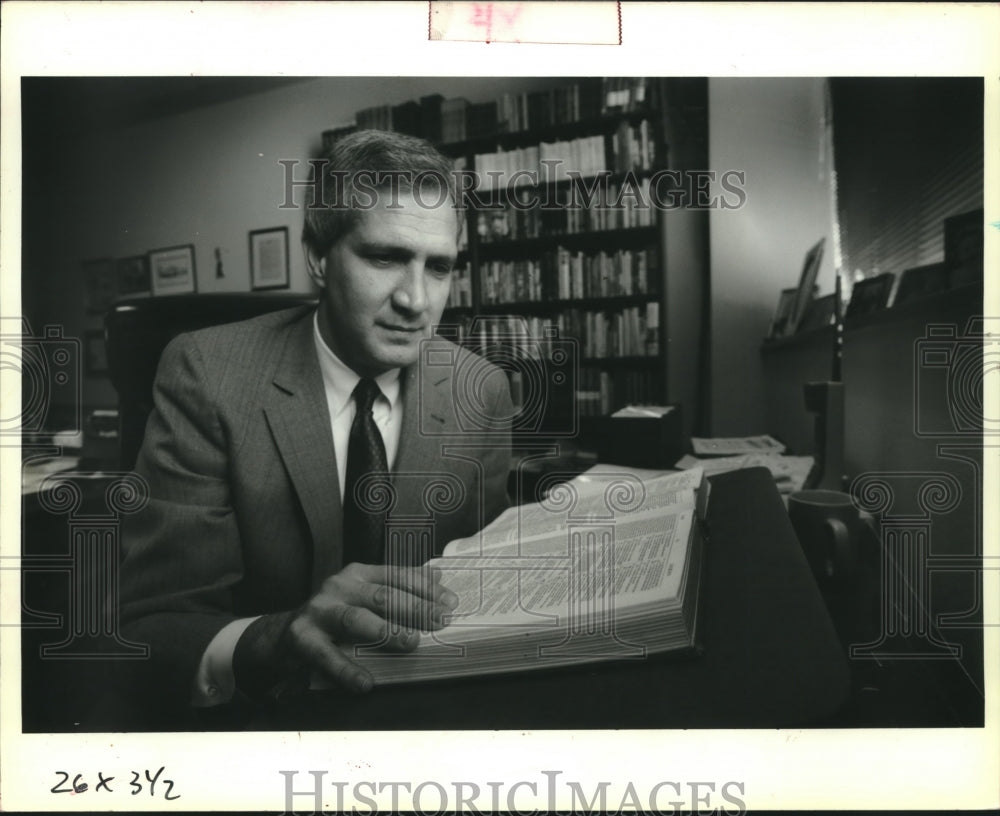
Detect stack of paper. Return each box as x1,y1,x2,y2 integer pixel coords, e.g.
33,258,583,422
690,434,786,456
675,452,814,495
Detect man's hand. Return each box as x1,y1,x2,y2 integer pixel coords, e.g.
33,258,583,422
233,563,458,700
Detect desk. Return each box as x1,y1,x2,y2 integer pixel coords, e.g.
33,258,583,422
242,468,850,730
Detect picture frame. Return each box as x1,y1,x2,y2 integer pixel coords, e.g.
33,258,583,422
943,208,983,288
943,208,983,268
894,262,950,307
844,271,895,321
82,257,117,314
116,254,151,298
785,238,825,336
84,329,108,375
797,293,837,332
768,287,798,338
249,226,290,290
149,244,197,296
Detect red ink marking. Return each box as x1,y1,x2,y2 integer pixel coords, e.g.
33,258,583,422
470,2,493,43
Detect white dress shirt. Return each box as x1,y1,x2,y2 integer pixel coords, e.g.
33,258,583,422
191,312,403,706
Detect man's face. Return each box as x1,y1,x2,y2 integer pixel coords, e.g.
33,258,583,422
308,189,458,377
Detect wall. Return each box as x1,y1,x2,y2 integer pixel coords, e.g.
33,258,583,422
707,78,836,438
22,77,557,409
27,77,837,432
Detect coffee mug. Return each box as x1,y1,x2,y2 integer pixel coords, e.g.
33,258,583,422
788,489,868,585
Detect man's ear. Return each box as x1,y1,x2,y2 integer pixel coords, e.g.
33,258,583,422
303,241,327,288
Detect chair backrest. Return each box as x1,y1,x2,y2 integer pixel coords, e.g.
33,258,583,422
105,293,318,469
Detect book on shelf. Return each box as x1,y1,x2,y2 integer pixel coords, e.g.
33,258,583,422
479,247,658,304
441,97,469,143
466,100,498,139
350,465,709,685
419,94,445,144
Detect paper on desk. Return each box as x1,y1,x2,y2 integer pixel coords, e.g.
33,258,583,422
20,456,83,495
690,434,786,456
676,453,813,494
610,404,675,419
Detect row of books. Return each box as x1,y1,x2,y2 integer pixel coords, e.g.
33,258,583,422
449,315,568,368
476,178,658,242
576,369,661,417
557,305,661,359
479,247,658,304
448,263,473,308
447,78,654,143
436,310,658,365
472,123,657,189
323,79,657,155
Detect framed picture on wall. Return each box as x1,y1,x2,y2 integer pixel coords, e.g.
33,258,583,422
845,272,895,321
84,330,108,375
785,238,825,336
149,244,197,296
249,227,290,290
768,287,798,338
116,254,151,297
82,258,117,314
894,263,950,307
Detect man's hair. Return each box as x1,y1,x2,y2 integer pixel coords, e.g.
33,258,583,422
302,129,461,258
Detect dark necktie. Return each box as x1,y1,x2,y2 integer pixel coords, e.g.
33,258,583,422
342,378,390,566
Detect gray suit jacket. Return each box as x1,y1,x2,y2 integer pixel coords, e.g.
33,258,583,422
119,306,512,704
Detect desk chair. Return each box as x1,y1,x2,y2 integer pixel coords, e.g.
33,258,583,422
105,293,317,469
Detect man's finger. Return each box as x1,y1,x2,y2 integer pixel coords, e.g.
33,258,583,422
350,581,453,631
355,563,458,607
288,618,373,693
315,602,422,651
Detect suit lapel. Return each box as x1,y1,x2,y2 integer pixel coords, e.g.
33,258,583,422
392,358,451,517
262,313,342,588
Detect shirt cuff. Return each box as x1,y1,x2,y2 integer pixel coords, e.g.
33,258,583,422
191,616,260,708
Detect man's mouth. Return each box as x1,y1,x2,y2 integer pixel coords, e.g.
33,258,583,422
379,323,424,334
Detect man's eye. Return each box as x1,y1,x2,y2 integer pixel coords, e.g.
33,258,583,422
428,263,454,277
368,255,396,267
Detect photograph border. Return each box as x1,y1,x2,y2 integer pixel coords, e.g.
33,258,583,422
149,243,197,296
1,3,998,814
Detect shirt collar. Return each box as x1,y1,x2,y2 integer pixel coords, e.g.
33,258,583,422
312,311,401,419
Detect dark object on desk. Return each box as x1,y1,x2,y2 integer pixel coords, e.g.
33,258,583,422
105,293,317,469
237,467,849,731
585,404,683,469
802,381,844,491
894,262,951,307
844,272,894,322
788,489,865,585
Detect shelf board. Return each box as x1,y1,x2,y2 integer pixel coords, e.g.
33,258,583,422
479,294,659,314
581,356,660,367
465,169,663,200
438,109,658,157
477,225,659,256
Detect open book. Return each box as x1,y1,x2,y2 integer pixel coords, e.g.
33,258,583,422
355,466,710,685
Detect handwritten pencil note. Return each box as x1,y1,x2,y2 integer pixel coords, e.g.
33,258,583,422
429,1,621,45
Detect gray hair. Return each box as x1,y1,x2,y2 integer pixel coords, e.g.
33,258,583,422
302,129,461,257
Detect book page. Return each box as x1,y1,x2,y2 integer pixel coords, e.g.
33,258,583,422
428,508,694,634
444,467,703,556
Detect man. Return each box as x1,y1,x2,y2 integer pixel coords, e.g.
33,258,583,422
118,130,513,723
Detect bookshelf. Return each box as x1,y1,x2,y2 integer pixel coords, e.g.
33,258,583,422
323,78,709,438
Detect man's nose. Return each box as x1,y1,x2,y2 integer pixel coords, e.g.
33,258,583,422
392,263,429,314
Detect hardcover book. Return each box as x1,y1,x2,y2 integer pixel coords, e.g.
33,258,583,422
352,467,708,684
